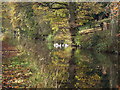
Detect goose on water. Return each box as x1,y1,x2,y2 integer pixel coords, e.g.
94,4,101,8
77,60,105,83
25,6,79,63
54,43,69,48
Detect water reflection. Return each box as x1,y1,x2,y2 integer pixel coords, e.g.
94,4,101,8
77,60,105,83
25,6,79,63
2,37,120,88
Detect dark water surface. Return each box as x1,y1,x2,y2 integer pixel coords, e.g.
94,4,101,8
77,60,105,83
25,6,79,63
2,37,120,88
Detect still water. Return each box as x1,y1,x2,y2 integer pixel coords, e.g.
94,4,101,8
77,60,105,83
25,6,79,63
2,36,120,88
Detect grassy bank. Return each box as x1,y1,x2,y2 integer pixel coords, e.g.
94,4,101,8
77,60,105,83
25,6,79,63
75,28,119,54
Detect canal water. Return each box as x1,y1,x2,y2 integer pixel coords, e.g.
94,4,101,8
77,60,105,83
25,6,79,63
2,36,120,88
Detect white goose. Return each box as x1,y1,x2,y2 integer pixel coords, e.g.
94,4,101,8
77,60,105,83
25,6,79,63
54,43,62,48
54,43,69,48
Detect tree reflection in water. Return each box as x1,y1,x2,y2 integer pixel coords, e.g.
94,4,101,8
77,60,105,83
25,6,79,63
2,37,120,88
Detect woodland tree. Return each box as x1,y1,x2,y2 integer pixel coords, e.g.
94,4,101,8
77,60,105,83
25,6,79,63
35,2,104,44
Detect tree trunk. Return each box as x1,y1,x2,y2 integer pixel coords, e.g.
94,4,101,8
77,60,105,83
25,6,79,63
110,3,119,42
110,3,119,52
68,2,77,45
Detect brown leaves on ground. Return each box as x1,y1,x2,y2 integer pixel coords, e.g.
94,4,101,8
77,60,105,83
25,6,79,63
2,40,20,58
2,64,32,89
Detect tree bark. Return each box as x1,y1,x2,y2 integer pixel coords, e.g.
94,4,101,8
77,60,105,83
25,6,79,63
110,3,119,42
68,2,77,45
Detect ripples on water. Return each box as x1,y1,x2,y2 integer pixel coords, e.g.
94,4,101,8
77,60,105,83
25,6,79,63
2,37,120,88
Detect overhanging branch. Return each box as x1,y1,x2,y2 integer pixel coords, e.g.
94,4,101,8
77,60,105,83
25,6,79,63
35,2,67,10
